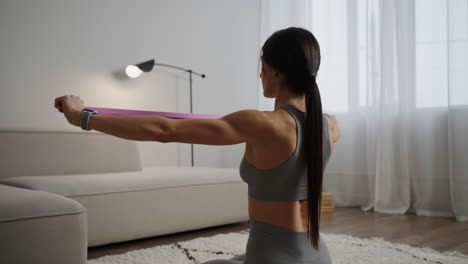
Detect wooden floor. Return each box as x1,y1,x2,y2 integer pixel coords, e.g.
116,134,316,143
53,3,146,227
88,207,468,260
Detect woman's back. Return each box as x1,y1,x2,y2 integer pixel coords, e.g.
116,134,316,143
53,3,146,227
240,103,338,232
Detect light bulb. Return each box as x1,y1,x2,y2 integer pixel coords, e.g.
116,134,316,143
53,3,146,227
125,65,143,78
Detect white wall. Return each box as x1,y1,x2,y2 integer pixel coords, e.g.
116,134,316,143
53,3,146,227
0,0,261,168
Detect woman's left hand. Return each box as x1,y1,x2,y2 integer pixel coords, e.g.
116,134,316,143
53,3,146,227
54,95,85,127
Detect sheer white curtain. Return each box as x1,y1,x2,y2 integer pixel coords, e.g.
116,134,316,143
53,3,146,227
258,0,468,221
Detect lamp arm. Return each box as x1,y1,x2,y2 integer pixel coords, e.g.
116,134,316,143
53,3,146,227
154,62,206,78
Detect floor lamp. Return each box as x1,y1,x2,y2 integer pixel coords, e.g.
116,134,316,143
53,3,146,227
125,59,206,167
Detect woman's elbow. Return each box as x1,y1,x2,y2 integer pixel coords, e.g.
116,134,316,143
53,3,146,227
333,123,341,143
150,120,174,143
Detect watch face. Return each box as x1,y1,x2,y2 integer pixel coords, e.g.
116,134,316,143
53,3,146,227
84,109,98,114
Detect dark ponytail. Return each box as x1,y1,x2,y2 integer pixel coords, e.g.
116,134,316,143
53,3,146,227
261,27,323,250
305,76,323,250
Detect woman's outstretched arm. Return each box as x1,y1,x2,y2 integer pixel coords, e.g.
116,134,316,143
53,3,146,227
324,113,341,151
158,110,264,145
54,94,268,145
88,109,266,145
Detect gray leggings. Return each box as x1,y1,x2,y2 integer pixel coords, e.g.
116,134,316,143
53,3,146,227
201,219,332,264
201,254,244,264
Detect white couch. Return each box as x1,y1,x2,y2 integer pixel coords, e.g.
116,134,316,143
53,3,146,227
0,129,249,264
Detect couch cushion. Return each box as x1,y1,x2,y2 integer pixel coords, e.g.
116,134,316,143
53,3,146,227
0,166,242,197
0,167,248,247
0,184,87,264
0,130,142,180
0,184,85,222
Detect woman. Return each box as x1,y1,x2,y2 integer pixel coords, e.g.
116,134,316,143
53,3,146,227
54,27,340,264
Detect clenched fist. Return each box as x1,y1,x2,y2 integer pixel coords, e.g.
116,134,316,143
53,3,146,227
54,95,85,127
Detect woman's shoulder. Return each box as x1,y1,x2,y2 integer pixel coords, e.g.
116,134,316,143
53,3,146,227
221,109,283,143
222,109,277,129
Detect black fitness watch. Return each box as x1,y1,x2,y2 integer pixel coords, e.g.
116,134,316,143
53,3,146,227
80,109,98,131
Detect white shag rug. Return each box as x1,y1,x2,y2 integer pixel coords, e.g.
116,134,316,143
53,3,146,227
87,230,468,264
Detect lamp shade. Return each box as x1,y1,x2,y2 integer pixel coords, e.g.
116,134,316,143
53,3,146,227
125,65,143,78
125,59,155,78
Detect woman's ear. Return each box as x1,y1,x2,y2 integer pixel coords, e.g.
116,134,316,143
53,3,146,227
273,69,286,83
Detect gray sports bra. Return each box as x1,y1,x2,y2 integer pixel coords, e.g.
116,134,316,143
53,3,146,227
239,104,332,202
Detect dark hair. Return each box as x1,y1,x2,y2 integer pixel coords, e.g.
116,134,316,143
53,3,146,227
261,27,323,250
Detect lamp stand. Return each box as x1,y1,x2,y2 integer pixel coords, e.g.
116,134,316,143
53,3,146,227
131,60,205,167
152,62,204,167
189,70,194,167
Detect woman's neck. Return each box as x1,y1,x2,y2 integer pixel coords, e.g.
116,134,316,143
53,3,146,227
274,90,306,112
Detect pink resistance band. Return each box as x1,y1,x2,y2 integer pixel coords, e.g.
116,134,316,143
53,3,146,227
84,107,224,120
